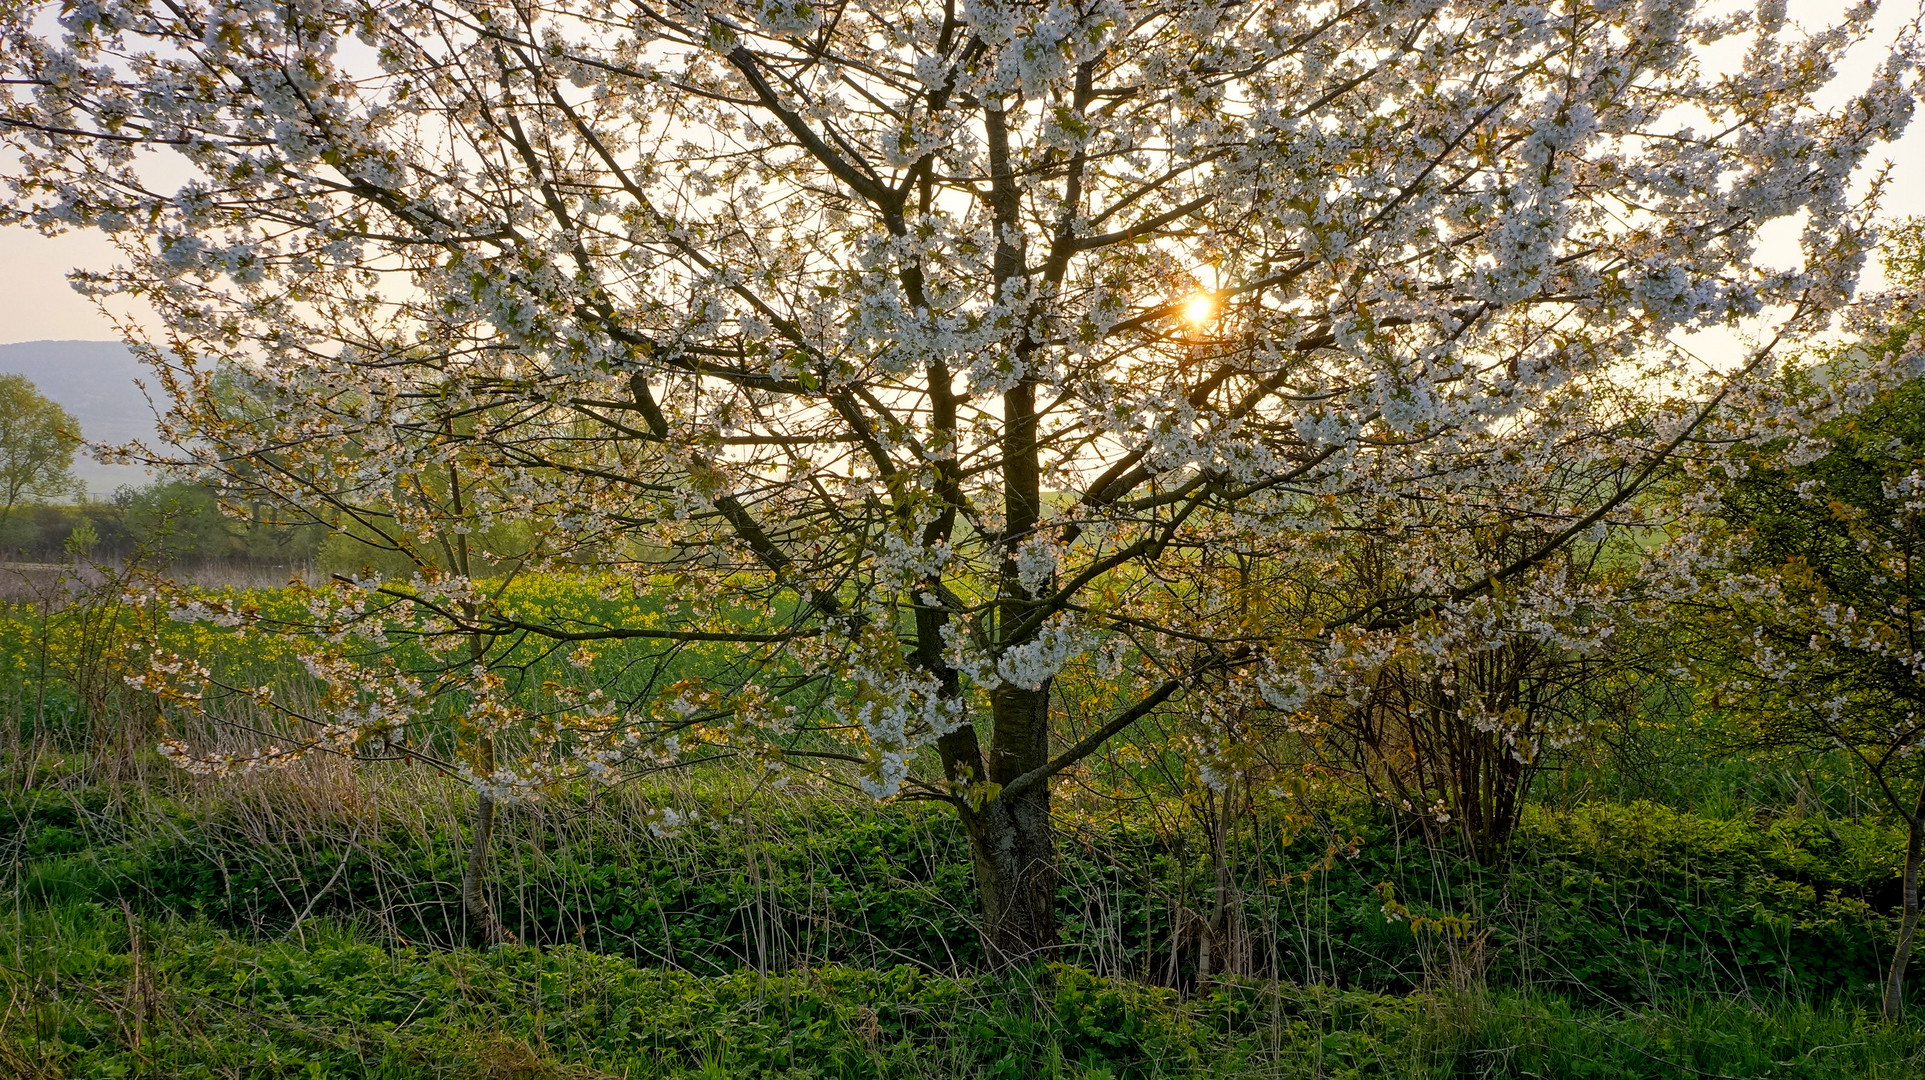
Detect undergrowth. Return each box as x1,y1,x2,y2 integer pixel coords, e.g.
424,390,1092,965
2,761,1915,1008
5,899,1925,1079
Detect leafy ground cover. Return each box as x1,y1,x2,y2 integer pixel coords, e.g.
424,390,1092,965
8,581,1925,1076
3,769,1918,1006
6,899,1925,1080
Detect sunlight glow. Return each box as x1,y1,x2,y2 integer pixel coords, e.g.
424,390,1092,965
1181,292,1217,328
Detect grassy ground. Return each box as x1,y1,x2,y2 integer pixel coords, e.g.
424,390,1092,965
4,760,1925,1078
8,581,1925,1077
3,764,1911,1002
7,899,1925,1079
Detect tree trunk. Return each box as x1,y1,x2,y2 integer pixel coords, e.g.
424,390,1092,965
460,789,511,947
963,790,1060,967
1883,782,1925,1019
966,680,1060,967
1200,787,1238,988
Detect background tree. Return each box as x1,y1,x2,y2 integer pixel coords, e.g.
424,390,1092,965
3,0,1916,962
1677,221,1925,1017
0,373,80,524
1292,521,1659,864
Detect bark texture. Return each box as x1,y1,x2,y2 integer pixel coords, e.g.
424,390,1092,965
965,680,1060,967
460,790,512,947
1883,781,1925,1019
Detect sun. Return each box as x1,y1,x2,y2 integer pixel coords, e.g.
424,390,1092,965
1181,292,1217,328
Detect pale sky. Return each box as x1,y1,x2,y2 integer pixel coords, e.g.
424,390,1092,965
1,0,1920,345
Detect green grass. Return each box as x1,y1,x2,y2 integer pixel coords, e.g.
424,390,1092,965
9,576,1925,1076
0,768,1917,1009
5,899,1924,1079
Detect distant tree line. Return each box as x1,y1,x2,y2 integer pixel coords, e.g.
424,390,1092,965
0,371,325,570
0,481,324,569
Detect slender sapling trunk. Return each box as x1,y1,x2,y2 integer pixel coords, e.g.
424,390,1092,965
1883,779,1925,1019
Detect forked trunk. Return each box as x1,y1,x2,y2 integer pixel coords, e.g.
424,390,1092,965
1883,782,1925,1019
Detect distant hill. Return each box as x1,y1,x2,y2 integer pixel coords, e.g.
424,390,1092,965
0,340,169,496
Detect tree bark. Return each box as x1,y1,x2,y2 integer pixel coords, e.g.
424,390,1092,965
454,731,508,943
965,680,1060,967
460,787,512,948
1883,780,1925,1019
967,163,1059,964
